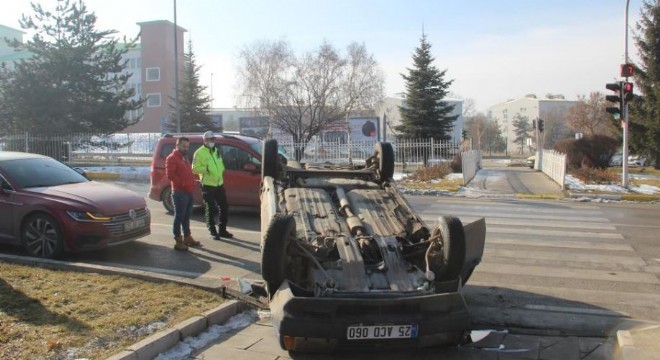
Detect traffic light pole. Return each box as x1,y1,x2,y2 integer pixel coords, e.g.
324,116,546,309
622,0,631,187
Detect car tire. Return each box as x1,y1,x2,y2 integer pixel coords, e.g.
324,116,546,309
22,213,65,259
374,142,395,182
262,139,280,180
162,187,174,213
261,213,296,296
436,216,466,282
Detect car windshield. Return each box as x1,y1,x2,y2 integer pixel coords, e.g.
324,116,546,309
0,158,88,188
250,143,291,160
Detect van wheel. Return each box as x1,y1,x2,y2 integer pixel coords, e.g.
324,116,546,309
435,216,466,282
262,139,280,180
261,214,296,297
22,213,64,259
162,187,174,213
374,142,395,182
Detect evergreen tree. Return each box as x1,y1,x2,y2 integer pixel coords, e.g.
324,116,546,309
396,35,457,140
512,114,531,154
168,41,219,133
1,0,141,134
631,0,660,169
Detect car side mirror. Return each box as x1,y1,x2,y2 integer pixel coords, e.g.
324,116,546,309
242,163,259,172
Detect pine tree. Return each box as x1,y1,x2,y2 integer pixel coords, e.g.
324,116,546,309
631,0,660,169
512,114,531,154
1,0,141,134
168,41,219,133
396,35,457,140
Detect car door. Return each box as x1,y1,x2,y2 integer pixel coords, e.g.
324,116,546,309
219,145,261,206
0,174,19,242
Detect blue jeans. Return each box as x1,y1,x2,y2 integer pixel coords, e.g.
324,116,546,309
172,191,193,238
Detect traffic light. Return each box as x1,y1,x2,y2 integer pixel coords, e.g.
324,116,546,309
538,119,544,133
605,82,623,118
622,82,634,102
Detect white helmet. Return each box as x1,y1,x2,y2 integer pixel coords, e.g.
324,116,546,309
203,131,216,139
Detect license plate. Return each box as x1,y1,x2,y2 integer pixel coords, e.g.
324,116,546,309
347,324,418,340
124,219,145,232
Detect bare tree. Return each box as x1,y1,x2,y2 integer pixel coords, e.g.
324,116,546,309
465,112,488,150
238,40,384,160
566,92,616,136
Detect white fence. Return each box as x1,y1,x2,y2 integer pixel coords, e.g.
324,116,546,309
277,138,463,171
461,150,482,185
541,150,567,189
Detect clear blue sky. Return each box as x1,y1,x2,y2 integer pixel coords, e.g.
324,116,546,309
0,0,646,112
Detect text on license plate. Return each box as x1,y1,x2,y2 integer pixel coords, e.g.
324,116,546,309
347,324,418,340
124,219,145,231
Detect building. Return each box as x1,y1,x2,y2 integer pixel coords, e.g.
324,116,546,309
374,96,465,142
488,94,578,153
0,21,185,133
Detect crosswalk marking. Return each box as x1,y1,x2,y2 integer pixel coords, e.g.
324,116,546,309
410,196,660,326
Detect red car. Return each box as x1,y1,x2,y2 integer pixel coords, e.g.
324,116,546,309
149,133,284,212
0,152,150,258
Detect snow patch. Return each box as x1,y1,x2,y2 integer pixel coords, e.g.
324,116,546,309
629,184,660,195
566,174,660,195
393,172,409,181
154,311,260,360
445,173,463,180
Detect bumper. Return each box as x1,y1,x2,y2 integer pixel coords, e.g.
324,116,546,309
270,281,471,352
58,211,151,252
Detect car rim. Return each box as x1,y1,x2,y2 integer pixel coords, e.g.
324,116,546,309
164,189,173,211
24,217,58,257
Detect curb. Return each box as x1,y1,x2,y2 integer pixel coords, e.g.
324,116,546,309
515,193,565,200
569,192,660,202
85,171,121,181
621,194,660,202
616,326,660,360
0,254,261,360
106,301,246,360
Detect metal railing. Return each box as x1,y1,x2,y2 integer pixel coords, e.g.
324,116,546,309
541,149,567,189
0,132,464,170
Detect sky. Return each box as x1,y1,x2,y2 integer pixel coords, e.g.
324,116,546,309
0,0,647,113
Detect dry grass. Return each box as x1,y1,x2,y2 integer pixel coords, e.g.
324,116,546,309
401,178,463,192
0,262,224,360
631,178,660,188
409,163,453,182
608,167,660,176
571,168,620,184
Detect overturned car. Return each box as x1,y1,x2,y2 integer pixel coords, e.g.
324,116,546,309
259,140,486,352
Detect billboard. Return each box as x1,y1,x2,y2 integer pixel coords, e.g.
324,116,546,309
349,117,380,143
239,117,270,138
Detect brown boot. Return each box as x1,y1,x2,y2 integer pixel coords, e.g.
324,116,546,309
183,235,201,247
174,236,188,251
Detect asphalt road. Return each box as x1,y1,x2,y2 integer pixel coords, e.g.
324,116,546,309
14,181,654,331
3,180,660,352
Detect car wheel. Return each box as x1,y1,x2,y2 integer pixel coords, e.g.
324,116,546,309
162,187,174,213
262,139,280,180
261,213,296,296
374,142,395,182
22,213,64,259
435,216,466,282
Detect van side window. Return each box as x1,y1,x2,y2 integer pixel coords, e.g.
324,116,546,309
220,146,260,171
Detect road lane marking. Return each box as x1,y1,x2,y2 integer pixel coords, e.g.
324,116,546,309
484,238,634,252
486,226,624,239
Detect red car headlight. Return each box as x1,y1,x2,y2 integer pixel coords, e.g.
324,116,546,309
66,211,111,222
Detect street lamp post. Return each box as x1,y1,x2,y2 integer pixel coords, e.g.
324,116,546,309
622,0,631,187
174,0,181,133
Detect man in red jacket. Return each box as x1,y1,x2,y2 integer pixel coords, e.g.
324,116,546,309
165,137,201,251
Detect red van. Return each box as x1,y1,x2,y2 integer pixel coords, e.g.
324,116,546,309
149,133,279,212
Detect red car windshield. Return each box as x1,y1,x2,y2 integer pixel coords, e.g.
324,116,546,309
0,158,88,188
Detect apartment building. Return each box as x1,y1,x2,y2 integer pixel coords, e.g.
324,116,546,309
0,21,185,133
488,94,577,152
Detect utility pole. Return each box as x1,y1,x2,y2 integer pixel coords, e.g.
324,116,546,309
622,0,631,187
174,0,181,133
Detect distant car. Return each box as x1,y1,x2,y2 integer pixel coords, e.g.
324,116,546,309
527,155,536,169
0,152,150,258
610,153,623,167
628,155,648,167
149,133,289,212
259,140,486,352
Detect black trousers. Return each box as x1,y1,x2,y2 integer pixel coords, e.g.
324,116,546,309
202,185,228,233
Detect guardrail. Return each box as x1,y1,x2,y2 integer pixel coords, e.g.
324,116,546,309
461,150,482,185
541,150,567,189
